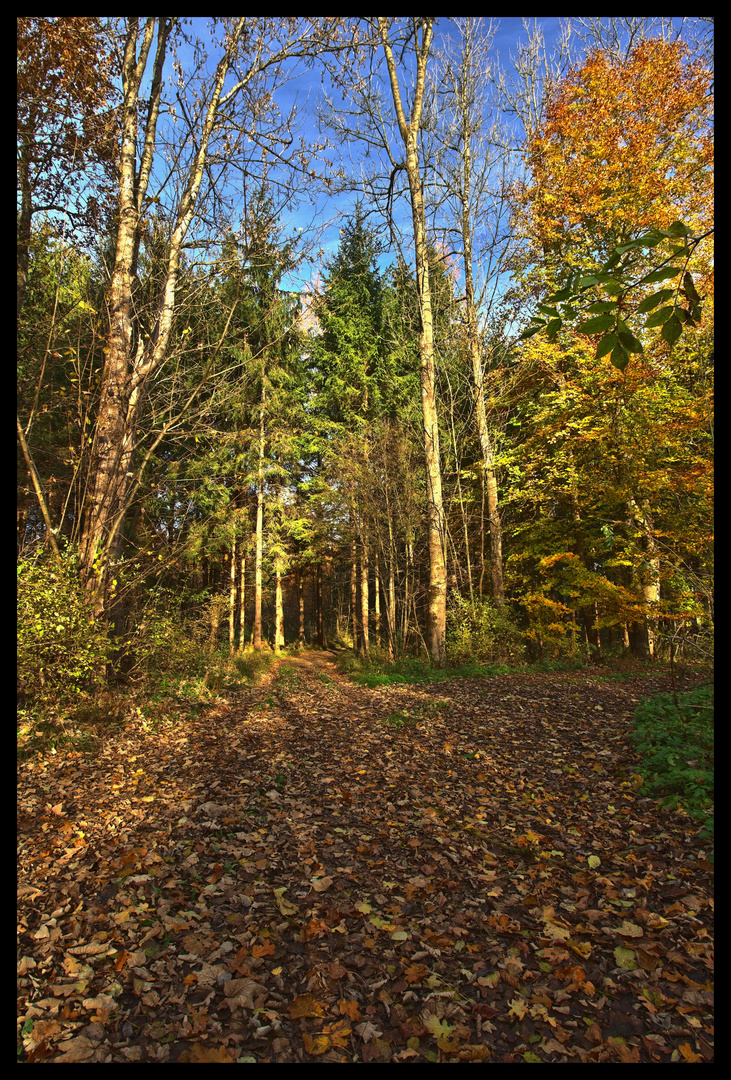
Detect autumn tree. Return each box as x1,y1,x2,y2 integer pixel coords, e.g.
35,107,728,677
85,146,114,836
17,17,118,319
507,38,713,657
378,18,447,662
431,18,511,605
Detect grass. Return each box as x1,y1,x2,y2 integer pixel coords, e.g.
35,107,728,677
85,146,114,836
631,682,714,849
337,650,588,688
379,698,451,731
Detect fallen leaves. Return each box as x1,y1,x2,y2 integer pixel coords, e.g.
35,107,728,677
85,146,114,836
17,657,713,1062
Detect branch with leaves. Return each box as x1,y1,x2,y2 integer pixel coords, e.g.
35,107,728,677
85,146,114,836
520,221,712,370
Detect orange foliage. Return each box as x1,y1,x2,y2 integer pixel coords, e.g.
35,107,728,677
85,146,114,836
523,40,713,257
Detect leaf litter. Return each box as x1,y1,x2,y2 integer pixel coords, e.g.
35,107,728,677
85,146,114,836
18,652,713,1062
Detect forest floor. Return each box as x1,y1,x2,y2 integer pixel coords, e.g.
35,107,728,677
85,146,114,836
17,650,713,1063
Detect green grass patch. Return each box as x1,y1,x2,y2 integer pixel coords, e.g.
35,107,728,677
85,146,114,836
338,650,540,687
273,663,303,695
631,683,713,848
379,698,452,731
379,709,419,730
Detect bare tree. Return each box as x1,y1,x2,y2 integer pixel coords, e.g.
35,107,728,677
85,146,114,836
79,18,356,630
430,18,511,604
320,18,447,661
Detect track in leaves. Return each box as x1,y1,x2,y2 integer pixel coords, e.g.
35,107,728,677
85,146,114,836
18,652,713,1062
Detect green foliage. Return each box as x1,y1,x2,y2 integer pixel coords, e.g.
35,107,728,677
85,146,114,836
520,224,710,369
17,548,111,705
123,586,209,679
446,593,525,665
339,649,522,688
232,650,275,684
631,684,714,844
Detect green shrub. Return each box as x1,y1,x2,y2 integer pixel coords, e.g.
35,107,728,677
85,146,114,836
17,548,111,705
123,586,208,679
631,684,714,843
447,593,524,665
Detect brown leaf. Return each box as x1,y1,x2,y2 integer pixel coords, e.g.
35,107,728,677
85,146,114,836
289,994,327,1019
178,1044,237,1063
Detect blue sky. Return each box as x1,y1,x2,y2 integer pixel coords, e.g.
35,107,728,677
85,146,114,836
167,17,703,299
165,17,571,297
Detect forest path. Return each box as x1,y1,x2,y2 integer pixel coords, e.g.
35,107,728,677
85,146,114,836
18,661,713,1063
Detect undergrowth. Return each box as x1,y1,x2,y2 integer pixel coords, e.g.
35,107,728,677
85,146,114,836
631,683,714,849
17,644,277,760
338,650,584,687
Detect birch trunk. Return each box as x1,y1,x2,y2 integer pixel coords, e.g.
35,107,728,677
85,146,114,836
378,18,447,663
80,17,245,626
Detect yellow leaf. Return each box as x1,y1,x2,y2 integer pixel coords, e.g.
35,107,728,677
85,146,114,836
302,1032,331,1055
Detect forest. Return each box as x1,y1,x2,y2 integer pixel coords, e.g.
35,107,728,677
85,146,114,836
18,17,713,1064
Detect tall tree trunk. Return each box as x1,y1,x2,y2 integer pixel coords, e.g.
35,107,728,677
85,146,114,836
629,497,661,658
298,569,305,645
379,17,447,663
274,566,284,652
79,17,245,627
239,545,246,651
350,533,359,651
253,382,265,651
451,27,505,606
384,477,397,659
374,556,381,648
360,523,370,658
316,562,324,648
229,534,237,654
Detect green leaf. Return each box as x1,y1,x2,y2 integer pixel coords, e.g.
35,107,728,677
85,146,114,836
666,219,692,237
637,289,674,313
642,267,683,284
545,318,562,340
616,328,643,354
547,284,575,302
537,304,560,317
576,275,601,288
610,342,630,371
576,313,615,335
586,301,618,314
595,333,618,360
661,313,684,345
615,232,664,254
683,271,702,303
644,305,676,328
519,322,546,340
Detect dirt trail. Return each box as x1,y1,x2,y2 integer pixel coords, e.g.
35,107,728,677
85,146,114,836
17,660,713,1063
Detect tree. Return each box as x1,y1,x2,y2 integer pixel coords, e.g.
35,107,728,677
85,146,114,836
516,40,713,369
17,17,118,318
505,38,713,658
311,206,386,655
432,18,509,604
77,17,356,633
376,17,448,663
